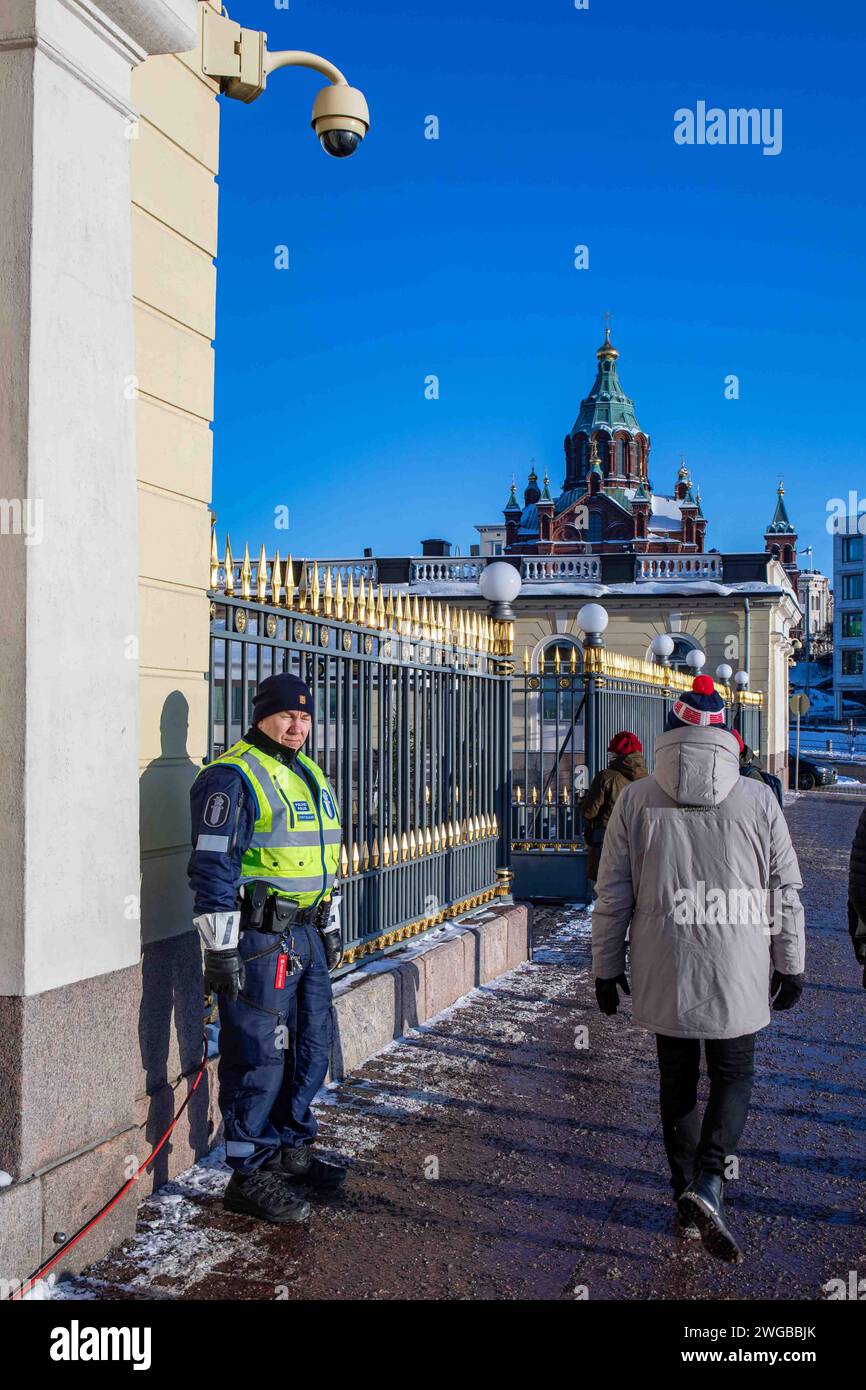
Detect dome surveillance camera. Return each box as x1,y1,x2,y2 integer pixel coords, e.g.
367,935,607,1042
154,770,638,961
312,84,370,157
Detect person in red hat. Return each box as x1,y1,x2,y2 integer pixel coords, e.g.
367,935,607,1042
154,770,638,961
579,731,647,892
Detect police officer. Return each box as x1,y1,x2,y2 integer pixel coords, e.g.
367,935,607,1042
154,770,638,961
188,672,347,1224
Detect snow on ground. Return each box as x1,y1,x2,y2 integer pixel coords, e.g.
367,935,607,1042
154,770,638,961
51,906,594,1300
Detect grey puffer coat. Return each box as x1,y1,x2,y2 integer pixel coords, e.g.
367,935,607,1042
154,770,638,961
591,725,805,1039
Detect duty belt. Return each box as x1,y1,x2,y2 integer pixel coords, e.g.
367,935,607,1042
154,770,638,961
239,888,317,932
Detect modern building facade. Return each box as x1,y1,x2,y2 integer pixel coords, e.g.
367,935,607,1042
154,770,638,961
833,530,866,716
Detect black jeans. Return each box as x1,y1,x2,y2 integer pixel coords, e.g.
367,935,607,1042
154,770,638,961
655,1032,756,1196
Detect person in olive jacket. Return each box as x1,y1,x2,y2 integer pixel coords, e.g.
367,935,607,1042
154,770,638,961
580,732,647,885
847,806,866,989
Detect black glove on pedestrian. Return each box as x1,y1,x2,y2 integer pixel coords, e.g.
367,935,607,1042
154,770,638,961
770,969,805,1011
595,973,630,1016
204,948,245,1001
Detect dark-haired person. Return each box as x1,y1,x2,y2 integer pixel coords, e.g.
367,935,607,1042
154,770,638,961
591,676,805,1263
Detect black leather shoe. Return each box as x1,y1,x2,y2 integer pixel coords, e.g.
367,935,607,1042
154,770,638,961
271,1145,347,1189
678,1172,744,1263
223,1169,311,1224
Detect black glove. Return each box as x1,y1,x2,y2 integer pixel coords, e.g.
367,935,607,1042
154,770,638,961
315,897,343,971
204,948,245,1001
770,969,804,1011
595,973,630,1016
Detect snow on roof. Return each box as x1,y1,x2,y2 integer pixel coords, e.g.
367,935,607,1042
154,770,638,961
401,579,788,600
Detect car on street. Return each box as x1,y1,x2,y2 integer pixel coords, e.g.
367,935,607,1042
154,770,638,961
789,754,838,791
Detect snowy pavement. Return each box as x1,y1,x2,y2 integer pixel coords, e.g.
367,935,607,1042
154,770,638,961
51,793,866,1301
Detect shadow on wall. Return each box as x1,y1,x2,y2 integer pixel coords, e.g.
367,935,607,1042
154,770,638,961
137,691,213,1188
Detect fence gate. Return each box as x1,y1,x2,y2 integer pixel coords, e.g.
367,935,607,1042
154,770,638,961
510,643,763,901
208,541,515,966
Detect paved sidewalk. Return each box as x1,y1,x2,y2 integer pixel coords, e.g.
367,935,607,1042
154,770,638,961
56,794,866,1301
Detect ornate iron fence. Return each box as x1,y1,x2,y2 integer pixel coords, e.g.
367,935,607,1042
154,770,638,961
207,537,514,965
511,643,763,855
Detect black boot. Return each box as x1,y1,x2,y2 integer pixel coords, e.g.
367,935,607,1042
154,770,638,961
677,1172,744,1263
223,1169,311,1224
673,1203,701,1240
270,1144,347,1190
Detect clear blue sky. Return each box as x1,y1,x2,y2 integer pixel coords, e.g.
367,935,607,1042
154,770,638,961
212,0,865,576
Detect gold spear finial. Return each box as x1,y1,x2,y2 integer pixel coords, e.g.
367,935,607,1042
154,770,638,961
224,535,234,595
357,574,366,625
284,553,294,607
345,572,355,623
310,562,321,614
210,527,219,590
335,571,345,621
241,544,252,600
257,543,267,603
323,567,334,617
271,550,283,606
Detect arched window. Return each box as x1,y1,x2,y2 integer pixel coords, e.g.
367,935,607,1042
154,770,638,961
617,438,629,473
595,435,609,470
588,512,603,544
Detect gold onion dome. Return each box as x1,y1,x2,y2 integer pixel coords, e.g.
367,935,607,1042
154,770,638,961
596,325,619,360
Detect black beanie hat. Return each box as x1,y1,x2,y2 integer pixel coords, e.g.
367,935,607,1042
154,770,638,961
252,673,313,723
664,674,727,731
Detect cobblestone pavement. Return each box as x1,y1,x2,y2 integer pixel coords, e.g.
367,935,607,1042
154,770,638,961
57,793,866,1302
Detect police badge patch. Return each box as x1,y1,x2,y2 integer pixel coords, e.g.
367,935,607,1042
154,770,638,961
321,788,336,820
204,791,230,828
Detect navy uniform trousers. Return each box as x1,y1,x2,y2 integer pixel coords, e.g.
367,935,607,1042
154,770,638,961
218,921,334,1173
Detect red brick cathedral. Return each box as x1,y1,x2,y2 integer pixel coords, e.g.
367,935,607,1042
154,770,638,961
503,327,710,556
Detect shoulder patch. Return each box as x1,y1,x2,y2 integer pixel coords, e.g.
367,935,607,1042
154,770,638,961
203,791,231,828
321,787,336,820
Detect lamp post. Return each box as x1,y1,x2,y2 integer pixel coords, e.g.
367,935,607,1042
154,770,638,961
478,560,522,622
685,648,706,674
577,604,609,784
478,563,522,898
650,633,675,668
732,668,749,735
801,545,814,704
576,602,609,650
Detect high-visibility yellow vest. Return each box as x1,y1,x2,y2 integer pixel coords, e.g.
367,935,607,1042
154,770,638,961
201,739,342,907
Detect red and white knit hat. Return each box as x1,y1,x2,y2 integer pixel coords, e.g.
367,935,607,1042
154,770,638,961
666,675,727,729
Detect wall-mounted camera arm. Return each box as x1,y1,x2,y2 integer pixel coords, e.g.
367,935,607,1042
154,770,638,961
200,8,369,156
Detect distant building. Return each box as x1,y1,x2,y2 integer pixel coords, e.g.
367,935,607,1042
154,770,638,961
833,529,866,716
764,480,799,588
474,523,506,557
499,328,710,557
796,569,833,655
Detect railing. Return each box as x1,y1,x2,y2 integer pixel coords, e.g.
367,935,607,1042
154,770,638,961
521,557,601,581
635,555,723,580
207,535,514,966
216,545,728,592
511,645,763,852
410,558,486,583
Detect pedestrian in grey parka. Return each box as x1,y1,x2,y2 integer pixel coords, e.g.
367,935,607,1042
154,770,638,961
591,675,806,1264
